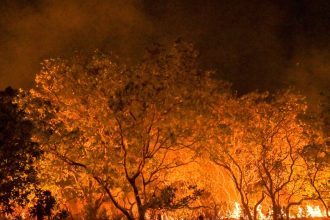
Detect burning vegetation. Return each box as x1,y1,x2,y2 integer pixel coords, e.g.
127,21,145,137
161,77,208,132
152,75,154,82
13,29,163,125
0,42,329,219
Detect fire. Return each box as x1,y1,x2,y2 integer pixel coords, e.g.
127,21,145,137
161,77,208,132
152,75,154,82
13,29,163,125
256,205,267,220
225,202,327,219
227,202,241,219
297,206,304,218
306,205,324,218
296,205,327,218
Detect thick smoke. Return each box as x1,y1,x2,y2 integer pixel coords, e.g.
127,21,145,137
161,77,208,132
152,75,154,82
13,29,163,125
0,0,329,102
0,0,153,89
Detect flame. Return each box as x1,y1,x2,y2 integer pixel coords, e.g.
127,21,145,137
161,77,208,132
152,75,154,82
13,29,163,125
306,205,324,218
227,202,241,219
256,205,267,220
225,202,327,219
297,206,304,218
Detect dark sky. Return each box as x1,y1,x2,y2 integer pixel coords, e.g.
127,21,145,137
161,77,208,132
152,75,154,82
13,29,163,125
0,0,329,100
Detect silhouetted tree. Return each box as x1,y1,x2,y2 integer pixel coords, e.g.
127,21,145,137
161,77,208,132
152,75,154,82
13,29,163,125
30,190,56,220
0,87,42,214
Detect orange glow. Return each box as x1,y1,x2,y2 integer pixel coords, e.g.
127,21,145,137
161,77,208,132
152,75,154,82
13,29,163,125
306,205,325,218
257,205,267,220
223,202,328,219
227,202,241,219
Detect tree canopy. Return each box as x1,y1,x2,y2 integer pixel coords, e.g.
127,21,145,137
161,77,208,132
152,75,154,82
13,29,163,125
18,42,228,219
14,42,329,219
0,87,41,215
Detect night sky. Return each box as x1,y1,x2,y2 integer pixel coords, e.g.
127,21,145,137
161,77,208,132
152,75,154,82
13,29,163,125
0,0,329,101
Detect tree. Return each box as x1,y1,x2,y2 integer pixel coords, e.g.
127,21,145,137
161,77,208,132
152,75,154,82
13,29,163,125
19,42,222,219
285,91,330,218
251,91,309,220
208,93,267,220
208,90,317,219
0,87,42,215
301,135,330,217
30,190,56,220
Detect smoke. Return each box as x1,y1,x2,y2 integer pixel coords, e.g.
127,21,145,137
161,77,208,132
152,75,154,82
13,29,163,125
143,0,288,94
0,0,288,92
0,0,329,101
286,50,330,111
0,0,153,89
281,0,330,109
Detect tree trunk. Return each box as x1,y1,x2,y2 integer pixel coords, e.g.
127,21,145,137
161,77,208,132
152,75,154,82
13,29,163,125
271,197,278,220
253,193,265,220
238,191,252,220
138,208,145,220
242,203,253,220
285,208,290,220
129,176,145,220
